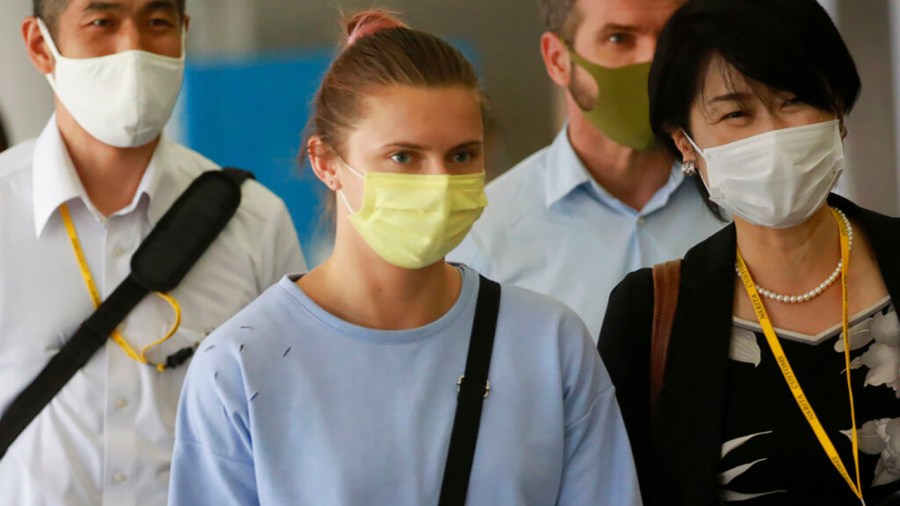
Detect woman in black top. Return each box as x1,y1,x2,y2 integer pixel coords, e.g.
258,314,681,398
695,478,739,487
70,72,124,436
598,0,900,504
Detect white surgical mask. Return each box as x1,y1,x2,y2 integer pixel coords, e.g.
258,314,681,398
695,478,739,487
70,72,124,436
685,119,845,228
37,18,185,148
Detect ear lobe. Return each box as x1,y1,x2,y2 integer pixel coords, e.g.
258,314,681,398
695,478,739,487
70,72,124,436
307,137,341,191
22,17,55,75
540,32,571,88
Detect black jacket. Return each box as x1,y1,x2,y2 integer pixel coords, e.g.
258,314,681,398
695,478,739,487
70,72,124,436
597,194,900,505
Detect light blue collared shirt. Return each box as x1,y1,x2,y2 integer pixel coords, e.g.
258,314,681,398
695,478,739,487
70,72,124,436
449,127,726,339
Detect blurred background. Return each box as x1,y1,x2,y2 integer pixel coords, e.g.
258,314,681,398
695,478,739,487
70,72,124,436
0,0,897,264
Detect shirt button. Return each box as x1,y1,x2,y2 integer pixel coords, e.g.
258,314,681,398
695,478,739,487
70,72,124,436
113,398,128,410
113,473,128,483
112,245,126,257
637,217,646,225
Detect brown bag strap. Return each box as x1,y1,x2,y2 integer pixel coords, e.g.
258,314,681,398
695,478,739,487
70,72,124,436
650,259,682,415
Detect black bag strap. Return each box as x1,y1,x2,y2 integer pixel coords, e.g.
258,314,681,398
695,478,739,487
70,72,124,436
438,275,501,506
0,167,253,460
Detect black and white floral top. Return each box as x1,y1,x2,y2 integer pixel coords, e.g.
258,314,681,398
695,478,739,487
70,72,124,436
719,298,900,505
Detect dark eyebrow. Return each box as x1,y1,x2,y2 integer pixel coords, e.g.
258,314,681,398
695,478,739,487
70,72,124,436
83,1,122,13
84,1,178,15
145,0,178,14
707,92,753,105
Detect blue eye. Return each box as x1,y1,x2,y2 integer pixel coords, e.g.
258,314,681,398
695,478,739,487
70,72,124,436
452,151,474,164
390,152,413,164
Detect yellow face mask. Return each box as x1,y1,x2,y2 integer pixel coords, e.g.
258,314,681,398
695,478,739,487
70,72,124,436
338,162,487,269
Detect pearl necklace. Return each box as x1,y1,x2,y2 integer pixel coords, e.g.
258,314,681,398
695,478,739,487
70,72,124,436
735,208,853,304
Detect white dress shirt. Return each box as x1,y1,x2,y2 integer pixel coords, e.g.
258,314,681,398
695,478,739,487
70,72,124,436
0,117,306,506
449,127,726,338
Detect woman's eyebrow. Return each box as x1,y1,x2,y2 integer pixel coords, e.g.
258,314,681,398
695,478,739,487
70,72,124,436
449,141,483,151
708,92,753,104
381,142,426,150
380,141,483,151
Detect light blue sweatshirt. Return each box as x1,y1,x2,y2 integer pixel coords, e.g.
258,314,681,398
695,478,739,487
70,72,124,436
169,266,641,505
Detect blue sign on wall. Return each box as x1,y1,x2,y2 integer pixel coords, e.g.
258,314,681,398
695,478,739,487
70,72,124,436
180,50,335,264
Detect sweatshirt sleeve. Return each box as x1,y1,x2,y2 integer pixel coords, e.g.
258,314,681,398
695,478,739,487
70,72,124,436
169,339,259,506
556,308,643,506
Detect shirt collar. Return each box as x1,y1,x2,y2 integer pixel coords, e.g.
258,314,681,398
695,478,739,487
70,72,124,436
32,115,170,237
641,163,686,215
542,125,687,214
33,116,90,237
142,143,169,226
543,126,592,208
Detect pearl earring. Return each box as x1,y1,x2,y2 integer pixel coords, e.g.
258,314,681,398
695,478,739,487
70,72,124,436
681,160,697,176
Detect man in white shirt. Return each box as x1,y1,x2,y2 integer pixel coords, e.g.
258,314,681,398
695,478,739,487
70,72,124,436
450,0,725,338
0,1,306,504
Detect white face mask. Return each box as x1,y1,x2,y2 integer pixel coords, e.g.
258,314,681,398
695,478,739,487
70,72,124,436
685,119,845,229
37,18,185,148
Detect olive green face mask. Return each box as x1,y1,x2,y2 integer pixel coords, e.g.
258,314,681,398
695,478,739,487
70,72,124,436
566,45,658,151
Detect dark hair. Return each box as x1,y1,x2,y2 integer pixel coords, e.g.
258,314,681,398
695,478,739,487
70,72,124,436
540,0,581,40
648,0,860,219
34,0,187,34
307,9,481,157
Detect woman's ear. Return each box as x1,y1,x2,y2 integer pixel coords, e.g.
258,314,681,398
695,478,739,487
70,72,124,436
831,102,849,139
670,129,696,163
307,137,341,191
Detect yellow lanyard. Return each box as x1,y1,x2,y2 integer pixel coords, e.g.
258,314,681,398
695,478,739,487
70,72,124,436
736,207,863,504
60,203,182,372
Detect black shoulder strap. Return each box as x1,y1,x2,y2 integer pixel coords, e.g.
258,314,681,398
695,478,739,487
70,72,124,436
0,168,253,460
438,275,501,506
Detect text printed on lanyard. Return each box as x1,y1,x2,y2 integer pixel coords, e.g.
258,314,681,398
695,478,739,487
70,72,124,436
735,207,864,505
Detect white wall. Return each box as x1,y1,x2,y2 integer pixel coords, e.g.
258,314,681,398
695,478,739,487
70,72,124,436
0,3,54,145
839,0,898,215
818,0,840,22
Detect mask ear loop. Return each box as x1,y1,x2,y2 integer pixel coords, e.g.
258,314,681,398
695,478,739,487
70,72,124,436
680,129,715,192
36,18,64,89
681,129,707,161
336,158,365,215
